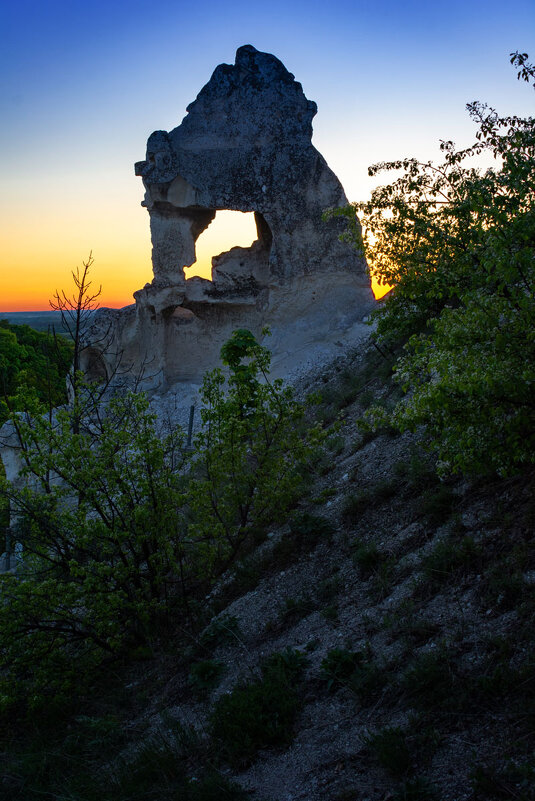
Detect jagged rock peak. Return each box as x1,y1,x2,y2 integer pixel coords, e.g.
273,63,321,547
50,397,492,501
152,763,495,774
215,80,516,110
180,44,317,142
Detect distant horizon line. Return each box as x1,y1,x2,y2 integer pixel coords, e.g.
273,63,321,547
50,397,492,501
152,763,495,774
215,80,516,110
0,307,125,315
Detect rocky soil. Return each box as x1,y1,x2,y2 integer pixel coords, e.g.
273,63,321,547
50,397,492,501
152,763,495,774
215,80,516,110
120,339,535,801
2,337,533,801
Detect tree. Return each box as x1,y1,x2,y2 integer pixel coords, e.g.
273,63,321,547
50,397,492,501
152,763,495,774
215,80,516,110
0,392,189,706
189,329,322,577
49,252,101,392
0,330,321,710
0,322,73,426
338,54,535,476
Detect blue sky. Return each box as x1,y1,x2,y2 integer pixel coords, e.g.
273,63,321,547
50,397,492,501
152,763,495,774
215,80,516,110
1,0,534,308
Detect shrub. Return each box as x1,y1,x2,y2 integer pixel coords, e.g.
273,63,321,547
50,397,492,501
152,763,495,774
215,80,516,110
342,490,370,523
200,615,241,649
330,55,535,477
393,776,439,801
421,536,481,586
289,512,336,544
319,647,385,701
186,773,250,800
352,542,387,576
210,648,307,767
418,485,455,527
188,660,225,697
281,593,314,623
366,726,411,778
320,648,363,691
402,649,458,711
0,330,320,711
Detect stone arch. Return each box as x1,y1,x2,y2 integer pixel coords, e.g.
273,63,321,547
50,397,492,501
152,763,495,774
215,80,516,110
85,45,375,392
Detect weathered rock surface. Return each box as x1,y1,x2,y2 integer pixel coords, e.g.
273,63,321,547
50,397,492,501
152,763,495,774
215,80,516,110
82,45,374,392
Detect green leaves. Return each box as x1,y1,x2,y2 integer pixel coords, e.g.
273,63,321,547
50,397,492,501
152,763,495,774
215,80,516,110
347,56,535,477
0,331,320,710
0,322,72,424
190,331,322,577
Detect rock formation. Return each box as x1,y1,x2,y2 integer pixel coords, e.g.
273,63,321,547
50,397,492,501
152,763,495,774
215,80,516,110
82,45,374,392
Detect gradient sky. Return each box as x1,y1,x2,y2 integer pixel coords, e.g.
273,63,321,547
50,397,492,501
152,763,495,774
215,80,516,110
1,0,534,311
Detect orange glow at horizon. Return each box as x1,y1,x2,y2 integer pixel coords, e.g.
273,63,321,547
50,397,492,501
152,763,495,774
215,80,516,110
1,204,392,310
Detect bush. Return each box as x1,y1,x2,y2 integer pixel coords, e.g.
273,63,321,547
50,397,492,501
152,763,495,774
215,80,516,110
0,330,319,710
188,660,225,697
320,648,363,691
320,647,385,701
421,536,481,587
210,648,307,767
199,615,241,649
393,776,439,801
402,649,458,711
342,490,370,523
352,542,387,576
366,726,411,778
331,54,535,477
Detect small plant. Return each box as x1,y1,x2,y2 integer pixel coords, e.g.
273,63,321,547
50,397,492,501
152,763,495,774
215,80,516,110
358,388,375,408
343,479,398,524
421,536,481,587
231,555,263,594
484,568,526,611
352,542,385,576
320,604,339,622
402,649,458,712
281,594,313,623
262,647,308,681
317,575,342,603
374,476,399,501
389,616,440,648
342,490,371,523
349,660,386,700
289,512,336,544
369,557,396,602
481,545,532,611
272,513,335,566
200,615,241,649
188,660,225,697
406,715,442,763
114,727,196,796
366,726,411,778
312,487,337,504
393,776,439,800
320,646,386,701
320,648,363,692
210,648,307,767
186,773,250,800
326,434,345,455
396,451,440,491
471,757,535,800
418,485,455,527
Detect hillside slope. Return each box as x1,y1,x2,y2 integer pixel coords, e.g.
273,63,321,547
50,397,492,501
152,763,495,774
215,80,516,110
1,338,534,801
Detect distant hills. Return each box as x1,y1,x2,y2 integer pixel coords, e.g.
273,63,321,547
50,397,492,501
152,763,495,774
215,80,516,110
0,310,97,335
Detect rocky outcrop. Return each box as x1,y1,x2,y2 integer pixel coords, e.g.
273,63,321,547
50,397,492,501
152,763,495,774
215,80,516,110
82,45,374,392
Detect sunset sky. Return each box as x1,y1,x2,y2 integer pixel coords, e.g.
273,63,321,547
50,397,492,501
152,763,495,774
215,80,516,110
1,0,534,311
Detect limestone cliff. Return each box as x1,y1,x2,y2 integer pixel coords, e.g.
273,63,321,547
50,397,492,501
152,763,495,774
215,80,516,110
82,45,374,392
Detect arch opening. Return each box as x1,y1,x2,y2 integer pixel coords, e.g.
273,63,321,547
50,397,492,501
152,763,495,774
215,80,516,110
184,210,260,281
